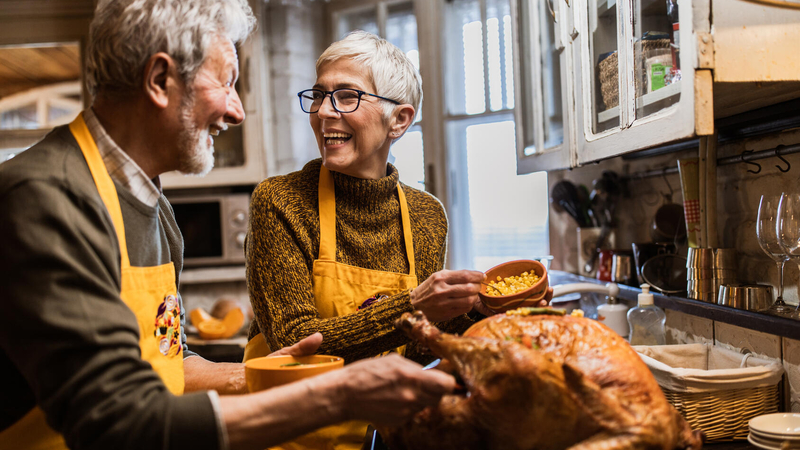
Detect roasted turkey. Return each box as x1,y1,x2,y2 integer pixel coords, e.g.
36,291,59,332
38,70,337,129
379,309,703,450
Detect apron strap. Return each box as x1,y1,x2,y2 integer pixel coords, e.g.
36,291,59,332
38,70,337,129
396,184,415,276
318,165,337,261
69,114,131,269
318,165,416,275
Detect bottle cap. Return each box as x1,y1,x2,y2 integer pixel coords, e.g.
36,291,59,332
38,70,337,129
638,284,654,306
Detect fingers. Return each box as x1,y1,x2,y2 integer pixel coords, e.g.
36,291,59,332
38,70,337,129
271,332,323,357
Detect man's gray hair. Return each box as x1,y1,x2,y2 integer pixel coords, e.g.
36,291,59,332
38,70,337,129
316,31,422,121
86,0,256,96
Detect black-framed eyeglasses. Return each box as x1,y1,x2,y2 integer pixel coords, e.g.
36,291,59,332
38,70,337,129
297,88,400,114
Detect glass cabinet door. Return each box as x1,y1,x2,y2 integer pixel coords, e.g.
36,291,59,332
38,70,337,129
576,0,694,164
632,0,681,121
513,0,573,173
587,0,621,134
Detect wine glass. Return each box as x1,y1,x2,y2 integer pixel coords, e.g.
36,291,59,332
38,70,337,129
756,195,793,316
776,192,800,318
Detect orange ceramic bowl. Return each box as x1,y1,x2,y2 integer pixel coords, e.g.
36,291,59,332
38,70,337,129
479,260,549,313
245,355,344,392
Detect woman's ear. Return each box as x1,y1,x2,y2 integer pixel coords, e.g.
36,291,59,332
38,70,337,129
143,52,176,109
389,104,416,138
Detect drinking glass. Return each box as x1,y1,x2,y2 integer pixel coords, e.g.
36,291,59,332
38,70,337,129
776,193,800,318
757,195,793,316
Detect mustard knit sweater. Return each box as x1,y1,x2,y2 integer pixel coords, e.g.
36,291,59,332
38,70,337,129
246,158,475,363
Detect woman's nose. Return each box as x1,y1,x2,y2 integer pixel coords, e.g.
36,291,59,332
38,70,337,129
316,94,340,119
225,88,245,125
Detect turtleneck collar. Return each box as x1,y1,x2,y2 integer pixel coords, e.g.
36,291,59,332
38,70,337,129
310,159,401,211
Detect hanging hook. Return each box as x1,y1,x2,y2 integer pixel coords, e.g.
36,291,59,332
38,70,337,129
775,145,791,173
546,0,557,21
661,168,674,202
741,150,761,174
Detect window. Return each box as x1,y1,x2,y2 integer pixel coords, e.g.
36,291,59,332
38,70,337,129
440,0,549,270
331,1,425,191
331,0,550,271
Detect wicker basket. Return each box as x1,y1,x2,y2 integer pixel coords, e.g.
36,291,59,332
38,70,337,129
663,384,780,442
635,344,784,443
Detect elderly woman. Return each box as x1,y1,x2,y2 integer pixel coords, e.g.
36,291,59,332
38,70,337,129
245,30,503,365
245,30,549,449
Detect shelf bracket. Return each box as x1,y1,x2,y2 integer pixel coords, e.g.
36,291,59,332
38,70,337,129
694,69,715,136
696,32,714,69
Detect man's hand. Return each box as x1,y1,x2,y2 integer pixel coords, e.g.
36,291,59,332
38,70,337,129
269,332,323,357
335,354,456,427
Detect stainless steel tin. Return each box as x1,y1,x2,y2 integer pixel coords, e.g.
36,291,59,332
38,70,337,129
717,284,772,311
611,254,635,285
687,248,715,268
686,268,715,279
713,248,738,269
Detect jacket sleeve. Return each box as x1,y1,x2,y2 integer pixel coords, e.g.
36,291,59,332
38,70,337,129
0,179,220,450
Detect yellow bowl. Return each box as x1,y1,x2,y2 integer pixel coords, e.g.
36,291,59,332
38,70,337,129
479,259,549,313
245,354,344,392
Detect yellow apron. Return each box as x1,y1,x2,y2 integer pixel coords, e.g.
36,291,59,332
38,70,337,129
0,115,185,449
244,165,418,450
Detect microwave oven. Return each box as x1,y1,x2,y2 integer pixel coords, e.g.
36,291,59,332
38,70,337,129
169,193,250,267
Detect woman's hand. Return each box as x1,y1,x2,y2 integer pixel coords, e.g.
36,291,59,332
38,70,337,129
410,270,485,322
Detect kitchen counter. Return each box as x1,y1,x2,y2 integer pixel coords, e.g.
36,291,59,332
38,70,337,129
549,270,800,341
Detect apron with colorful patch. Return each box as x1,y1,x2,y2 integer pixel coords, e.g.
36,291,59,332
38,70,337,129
0,115,185,449
244,165,418,450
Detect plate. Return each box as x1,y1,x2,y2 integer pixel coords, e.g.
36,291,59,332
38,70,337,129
750,413,800,437
749,433,779,450
749,433,800,450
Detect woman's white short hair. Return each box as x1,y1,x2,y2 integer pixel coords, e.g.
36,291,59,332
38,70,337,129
86,0,256,96
316,31,422,121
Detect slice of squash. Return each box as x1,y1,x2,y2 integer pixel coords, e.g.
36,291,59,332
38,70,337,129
193,306,245,340
190,307,214,328
197,319,228,340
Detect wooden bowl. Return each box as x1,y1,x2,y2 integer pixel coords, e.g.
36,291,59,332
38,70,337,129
245,355,344,392
479,260,549,313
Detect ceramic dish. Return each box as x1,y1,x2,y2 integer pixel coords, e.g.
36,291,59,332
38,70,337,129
750,413,800,437
245,354,344,392
478,260,548,313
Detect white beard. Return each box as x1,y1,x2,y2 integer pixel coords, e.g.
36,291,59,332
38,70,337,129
177,95,215,176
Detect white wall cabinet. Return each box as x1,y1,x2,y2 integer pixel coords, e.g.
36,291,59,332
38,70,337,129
513,0,800,173
161,0,274,189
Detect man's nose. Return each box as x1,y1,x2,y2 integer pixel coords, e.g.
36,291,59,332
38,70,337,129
226,88,245,125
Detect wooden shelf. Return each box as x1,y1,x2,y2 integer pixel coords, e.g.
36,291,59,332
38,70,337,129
597,80,681,123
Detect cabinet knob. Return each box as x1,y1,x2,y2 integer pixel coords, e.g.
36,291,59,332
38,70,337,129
233,210,247,225
235,232,246,248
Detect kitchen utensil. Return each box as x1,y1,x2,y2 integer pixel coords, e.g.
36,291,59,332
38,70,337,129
717,284,773,311
611,253,635,285
245,354,343,392
550,180,588,226
596,249,614,281
632,242,677,284
641,254,687,295
479,260,549,312
651,202,686,243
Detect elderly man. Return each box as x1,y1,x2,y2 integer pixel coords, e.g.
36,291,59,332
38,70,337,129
0,1,455,449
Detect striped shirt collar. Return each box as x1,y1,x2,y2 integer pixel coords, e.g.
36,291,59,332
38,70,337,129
82,108,161,207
